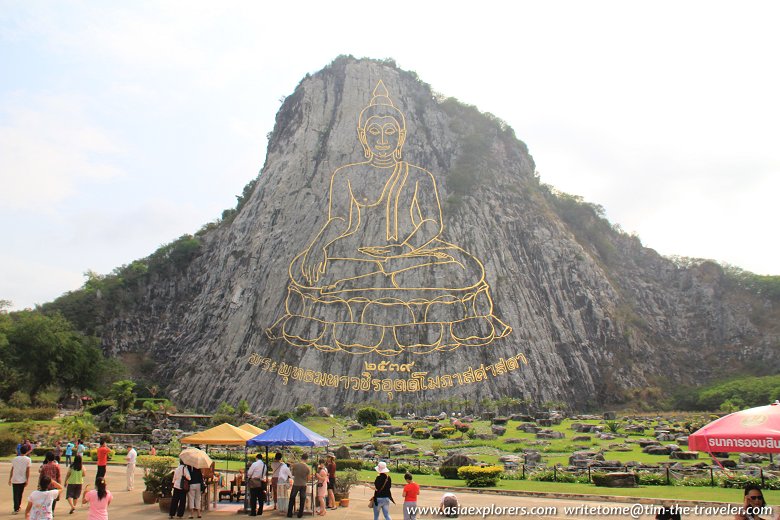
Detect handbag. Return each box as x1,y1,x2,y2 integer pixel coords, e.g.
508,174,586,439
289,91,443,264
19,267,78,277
369,474,388,508
248,477,265,489
180,476,190,492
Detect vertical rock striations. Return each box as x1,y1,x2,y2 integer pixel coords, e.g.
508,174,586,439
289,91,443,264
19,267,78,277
99,57,778,411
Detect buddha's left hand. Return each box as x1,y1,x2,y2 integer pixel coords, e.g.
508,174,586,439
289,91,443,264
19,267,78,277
358,244,409,258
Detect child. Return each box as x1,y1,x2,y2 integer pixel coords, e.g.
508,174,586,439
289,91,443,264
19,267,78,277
82,477,113,520
402,473,420,520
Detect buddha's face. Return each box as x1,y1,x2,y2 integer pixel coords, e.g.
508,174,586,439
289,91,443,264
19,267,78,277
361,116,405,158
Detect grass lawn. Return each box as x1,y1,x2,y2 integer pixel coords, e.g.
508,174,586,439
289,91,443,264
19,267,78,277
355,469,780,503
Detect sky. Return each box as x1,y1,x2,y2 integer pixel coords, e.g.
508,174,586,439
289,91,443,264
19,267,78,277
1,1,778,311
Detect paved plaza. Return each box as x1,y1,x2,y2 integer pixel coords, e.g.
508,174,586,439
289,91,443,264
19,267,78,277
0,462,756,519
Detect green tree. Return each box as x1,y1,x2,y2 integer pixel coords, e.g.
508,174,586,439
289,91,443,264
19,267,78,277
355,407,390,426
109,380,137,414
237,399,250,417
294,403,314,417
60,413,98,440
6,311,102,395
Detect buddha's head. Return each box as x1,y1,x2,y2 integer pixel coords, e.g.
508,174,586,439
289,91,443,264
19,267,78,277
358,80,406,161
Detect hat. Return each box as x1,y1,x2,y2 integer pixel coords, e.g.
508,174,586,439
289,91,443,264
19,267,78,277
374,461,390,474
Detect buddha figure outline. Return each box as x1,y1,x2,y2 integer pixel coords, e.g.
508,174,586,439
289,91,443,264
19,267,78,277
266,81,511,356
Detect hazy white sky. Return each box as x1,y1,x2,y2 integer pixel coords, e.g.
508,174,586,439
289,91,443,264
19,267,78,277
1,1,778,311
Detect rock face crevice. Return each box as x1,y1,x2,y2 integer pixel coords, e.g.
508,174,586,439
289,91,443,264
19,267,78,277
98,56,777,412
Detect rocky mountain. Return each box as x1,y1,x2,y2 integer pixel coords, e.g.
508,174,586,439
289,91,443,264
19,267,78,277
82,56,778,412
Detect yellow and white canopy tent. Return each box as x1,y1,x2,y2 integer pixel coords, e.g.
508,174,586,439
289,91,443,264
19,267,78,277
238,423,265,436
180,423,257,445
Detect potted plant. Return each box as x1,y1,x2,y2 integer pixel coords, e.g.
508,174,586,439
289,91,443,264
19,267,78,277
139,455,176,505
333,469,360,507
157,471,174,513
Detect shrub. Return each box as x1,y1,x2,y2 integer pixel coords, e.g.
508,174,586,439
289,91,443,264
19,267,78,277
86,400,116,415
335,459,363,470
396,463,433,475
356,407,390,426
529,469,583,483
8,391,31,408
438,466,460,479
89,449,115,461
439,427,456,436
0,407,57,421
718,474,770,489
677,477,709,487
411,429,430,439
636,471,668,486
458,465,503,487
0,432,18,457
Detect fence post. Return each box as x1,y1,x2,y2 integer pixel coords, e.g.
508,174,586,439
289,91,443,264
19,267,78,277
761,468,765,487
665,466,670,486
522,464,525,480
710,467,714,486
554,466,557,482
588,466,591,482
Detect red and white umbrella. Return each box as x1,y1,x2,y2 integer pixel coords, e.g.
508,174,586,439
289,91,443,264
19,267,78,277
688,401,780,454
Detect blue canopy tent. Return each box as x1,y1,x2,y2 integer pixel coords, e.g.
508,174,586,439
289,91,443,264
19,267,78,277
244,419,330,514
247,418,330,448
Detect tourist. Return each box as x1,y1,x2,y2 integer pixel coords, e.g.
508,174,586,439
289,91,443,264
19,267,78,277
372,461,394,520
25,474,62,520
439,492,458,518
315,460,328,516
64,455,86,514
270,453,284,510
95,439,110,484
402,473,420,520
325,455,336,510
230,469,244,501
82,477,112,520
76,440,86,460
150,445,157,456
125,445,137,491
287,453,310,519
64,441,74,467
187,464,203,519
53,442,62,464
655,505,681,519
247,453,267,516
735,484,768,520
8,446,32,514
22,439,33,457
276,459,292,511
39,452,61,513
169,458,191,519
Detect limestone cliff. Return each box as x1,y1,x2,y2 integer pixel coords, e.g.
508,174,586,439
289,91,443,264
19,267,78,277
96,57,778,412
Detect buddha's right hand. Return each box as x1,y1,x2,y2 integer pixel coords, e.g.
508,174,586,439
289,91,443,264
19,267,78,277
302,248,328,285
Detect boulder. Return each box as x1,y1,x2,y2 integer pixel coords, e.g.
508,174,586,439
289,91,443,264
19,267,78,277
643,445,672,455
523,451,542,465
592,472,638,488
491,425,507,436
334,446,351,459
670,451,698,460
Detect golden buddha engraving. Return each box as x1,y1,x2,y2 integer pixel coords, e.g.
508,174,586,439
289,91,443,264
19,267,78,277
266,81,511,356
